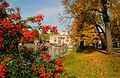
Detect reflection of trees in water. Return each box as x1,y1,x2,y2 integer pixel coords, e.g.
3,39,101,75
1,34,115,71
23,43,71,59
48,46,69,59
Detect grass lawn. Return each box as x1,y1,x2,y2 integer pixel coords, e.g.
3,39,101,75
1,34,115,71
62,49,120,78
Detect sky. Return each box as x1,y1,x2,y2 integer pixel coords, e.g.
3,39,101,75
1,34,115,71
8,0,65,30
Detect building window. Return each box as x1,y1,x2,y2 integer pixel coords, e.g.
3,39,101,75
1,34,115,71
66,40,69,42
54,40,56,42
58,37,61,39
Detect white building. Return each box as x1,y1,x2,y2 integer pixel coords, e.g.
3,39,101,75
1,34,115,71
49,31,72,46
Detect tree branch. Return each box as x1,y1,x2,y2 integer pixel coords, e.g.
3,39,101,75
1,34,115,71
91,9,102,13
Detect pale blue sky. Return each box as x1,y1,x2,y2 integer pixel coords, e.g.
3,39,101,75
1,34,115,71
8,0,65,30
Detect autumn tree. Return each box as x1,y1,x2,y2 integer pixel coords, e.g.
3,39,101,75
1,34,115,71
62,0,120,54
62,0,103,50
71,18,80,42
110,4,120,47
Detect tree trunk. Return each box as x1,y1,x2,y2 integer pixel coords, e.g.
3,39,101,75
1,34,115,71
79,41,84,50
101,0,113,54
105,22,113,54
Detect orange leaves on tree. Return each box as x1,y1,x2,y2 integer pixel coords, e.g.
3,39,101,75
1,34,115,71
0,1,9,9
22,28,34,40
71,18,80,42
0,64,8,78
40,73,51,78
35,14,44,22
40,25,58,34
27,14,44,23
14,14,21,19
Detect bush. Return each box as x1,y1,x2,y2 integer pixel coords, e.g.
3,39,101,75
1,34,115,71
0,1,64,78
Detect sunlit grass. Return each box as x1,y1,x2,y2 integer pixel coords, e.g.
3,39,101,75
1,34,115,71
62,49,120,78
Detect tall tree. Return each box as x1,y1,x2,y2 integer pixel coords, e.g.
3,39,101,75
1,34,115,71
101,0,112,54
62,0,120,54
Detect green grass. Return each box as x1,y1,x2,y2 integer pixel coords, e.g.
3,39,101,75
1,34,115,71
62,50,120,78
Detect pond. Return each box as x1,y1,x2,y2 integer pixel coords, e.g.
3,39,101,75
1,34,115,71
48,46,73,59
23,44,73,59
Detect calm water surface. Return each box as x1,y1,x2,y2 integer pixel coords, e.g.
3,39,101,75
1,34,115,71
48,46,72,59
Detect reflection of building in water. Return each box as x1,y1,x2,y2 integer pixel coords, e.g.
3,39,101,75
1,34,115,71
48,46,72,59
49,31,72,46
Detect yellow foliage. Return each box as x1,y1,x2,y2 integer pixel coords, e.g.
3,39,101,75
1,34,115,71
63,0,120,45
71,16,100,45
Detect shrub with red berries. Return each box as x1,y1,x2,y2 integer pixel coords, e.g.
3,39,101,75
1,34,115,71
0,0,64,78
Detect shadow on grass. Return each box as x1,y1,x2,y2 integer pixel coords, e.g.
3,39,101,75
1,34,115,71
76,49,97,54
76,46,99,53
97,50,107,54
97,49,120,57
76,47,108,55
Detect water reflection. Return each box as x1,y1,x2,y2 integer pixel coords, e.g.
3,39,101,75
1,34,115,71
23,43,73,59
48,46,72,59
